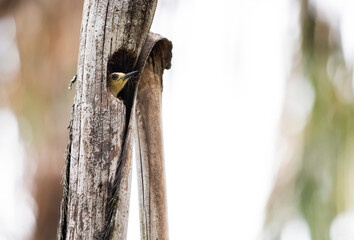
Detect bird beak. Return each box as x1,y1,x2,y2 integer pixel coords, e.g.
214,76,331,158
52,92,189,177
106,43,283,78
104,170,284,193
121,70,139,80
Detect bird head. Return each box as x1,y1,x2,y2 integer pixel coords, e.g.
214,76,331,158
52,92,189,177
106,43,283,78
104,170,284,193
107,70,139,97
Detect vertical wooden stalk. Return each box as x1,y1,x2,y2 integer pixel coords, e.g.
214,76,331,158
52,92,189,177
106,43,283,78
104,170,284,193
135,43,169,240
57,0,157,239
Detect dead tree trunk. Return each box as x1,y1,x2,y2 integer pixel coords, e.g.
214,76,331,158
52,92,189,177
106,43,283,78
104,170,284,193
57,0,158,239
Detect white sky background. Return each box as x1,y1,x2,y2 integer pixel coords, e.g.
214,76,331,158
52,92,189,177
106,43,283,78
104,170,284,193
1,0,354,239
128,0,354,239
129,0,292,239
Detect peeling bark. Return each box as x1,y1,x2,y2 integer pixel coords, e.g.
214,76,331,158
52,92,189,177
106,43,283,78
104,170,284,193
135,36,172,240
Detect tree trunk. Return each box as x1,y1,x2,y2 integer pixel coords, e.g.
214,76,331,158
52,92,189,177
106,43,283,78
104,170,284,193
57,0,157,239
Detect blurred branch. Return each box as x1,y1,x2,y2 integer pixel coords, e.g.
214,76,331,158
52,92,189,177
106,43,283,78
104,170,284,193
265,0,354,239
0,0,23,16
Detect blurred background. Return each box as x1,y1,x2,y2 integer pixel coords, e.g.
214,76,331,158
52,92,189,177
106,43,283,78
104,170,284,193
0,0,354,239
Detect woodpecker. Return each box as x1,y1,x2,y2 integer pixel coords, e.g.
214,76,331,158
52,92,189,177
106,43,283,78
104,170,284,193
107,70,139,97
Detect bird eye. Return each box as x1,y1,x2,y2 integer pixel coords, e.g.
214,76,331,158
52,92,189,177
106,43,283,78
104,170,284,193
111,74,119,81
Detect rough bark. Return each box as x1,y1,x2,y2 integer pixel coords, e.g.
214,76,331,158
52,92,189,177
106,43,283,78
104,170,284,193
57,0,157,239
135,40,171,240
